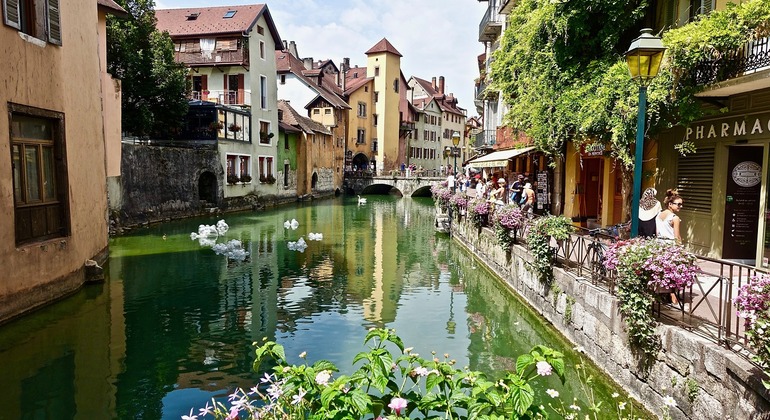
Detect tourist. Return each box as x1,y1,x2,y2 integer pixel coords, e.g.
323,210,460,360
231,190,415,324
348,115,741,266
476,179,487,199
638,187,661,238
447,172,456,191
490,179,507,206
510,174,524,207
521,180,535,215
657,189,683,243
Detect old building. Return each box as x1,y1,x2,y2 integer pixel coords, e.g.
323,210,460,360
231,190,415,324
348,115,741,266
0,0,127,323
155,4,282,201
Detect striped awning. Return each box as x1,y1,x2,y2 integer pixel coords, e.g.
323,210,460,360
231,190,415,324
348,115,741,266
466,146,537,168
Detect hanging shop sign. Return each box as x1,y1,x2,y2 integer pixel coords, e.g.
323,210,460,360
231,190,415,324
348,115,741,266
580,143,606,158
722,146,763,261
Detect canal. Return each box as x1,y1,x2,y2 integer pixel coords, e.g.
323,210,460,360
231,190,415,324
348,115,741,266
0,196,646,419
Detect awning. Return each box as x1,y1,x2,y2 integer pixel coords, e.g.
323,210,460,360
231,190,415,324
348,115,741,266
466,146,537,168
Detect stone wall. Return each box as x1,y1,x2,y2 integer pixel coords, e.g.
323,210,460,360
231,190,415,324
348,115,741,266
117,144,224,230
453,220,770,419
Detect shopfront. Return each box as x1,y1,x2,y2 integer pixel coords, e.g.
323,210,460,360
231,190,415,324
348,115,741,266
563,141,628,228
655,89,770,266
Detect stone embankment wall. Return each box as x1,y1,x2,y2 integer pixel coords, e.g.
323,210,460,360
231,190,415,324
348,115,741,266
115,144,224,231
453,221,770,419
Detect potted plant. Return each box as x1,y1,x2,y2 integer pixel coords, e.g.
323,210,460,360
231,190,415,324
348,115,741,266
260,132,274,142
240,174,252,183
227,174,240,185
259,174,267,184
266,174,276,184
229,123,241,133
209,121,224,134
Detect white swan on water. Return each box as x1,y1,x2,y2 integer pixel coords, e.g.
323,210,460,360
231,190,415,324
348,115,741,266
357,195,367,205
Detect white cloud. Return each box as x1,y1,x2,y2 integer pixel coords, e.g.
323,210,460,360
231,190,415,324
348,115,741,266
154,0,487,116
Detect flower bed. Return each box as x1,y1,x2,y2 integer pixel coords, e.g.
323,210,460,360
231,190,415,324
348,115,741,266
735,274,770,373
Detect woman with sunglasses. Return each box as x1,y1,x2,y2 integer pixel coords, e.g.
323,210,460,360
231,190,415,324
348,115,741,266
657,189,683,243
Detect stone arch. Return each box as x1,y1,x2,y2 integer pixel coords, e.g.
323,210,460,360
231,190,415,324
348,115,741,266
311,172,318,190
352,153,369,171
198,171,218,204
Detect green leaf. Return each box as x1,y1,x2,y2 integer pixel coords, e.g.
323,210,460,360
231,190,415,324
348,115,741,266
510,383,535,415
516,353,534,375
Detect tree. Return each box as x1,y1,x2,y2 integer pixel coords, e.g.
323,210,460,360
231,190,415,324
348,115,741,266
107,0,188,138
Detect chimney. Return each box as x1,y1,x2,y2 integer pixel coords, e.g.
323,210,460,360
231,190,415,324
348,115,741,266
342,57,350,71
438,76,445,94
431,77,437,91
282,40,287,50
303,57,313,70
288,41,298,58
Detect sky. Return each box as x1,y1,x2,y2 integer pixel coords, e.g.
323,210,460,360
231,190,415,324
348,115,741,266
154,0,488,117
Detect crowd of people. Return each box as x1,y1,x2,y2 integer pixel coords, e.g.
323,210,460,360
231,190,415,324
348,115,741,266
446,171,537,215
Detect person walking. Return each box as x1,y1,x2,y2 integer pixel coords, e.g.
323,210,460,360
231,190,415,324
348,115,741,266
521,181,535,216
638,187,661,238
510,174,524,207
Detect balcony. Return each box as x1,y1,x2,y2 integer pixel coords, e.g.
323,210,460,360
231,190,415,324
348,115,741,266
479,4,503,42
190,90,251,106
399,121,415,131
692,36,770,97
174,48,249,68
474,129,496,148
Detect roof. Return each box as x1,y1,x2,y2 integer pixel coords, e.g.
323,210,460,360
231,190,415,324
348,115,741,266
155,4,282,47
279,121,302,134
365,38,402,57
466,146,537,169
343,76,373,96
275,51,350,109
412,76,438,96
277,100,332,135
346,67,367,81
97,0,129,17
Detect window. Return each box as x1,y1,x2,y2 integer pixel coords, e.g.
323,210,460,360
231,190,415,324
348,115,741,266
284,134,289,150
239,156,250,178
393,79,399,93
259,40,265,59
324,109,331,114
676,145,714,213
4,0,62,44
260,75,267,109
373,114,378,126
280,74,286,84
257,25,264,35
258,156,273,178
374,66,380,77
10,105,68,245
689,0,713,20
223,10,236,18
358,102,366,117
313,109,320,115
259,120,271,144
266,157,273,176
374,91,379,102
356,129,366,144
227,155,236,176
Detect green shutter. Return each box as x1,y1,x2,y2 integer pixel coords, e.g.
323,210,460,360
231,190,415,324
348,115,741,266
47,0,61,45
676,146,714,213
664,0,677,27
4,0,21,29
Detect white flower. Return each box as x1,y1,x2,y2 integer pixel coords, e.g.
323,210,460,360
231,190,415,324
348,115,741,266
291,388,306,405
612,392,620,398
573,346,585,353
412,366,429,376
569,404,581,411
663,396,677,407
181,408,198,420
536,361,552,376
315,370,332,386
299,351,307,358
618,402,627,410
546,389,559,398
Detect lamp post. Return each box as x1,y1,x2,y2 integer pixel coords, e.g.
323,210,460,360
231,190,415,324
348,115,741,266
625,28,666,238
452,130,461,177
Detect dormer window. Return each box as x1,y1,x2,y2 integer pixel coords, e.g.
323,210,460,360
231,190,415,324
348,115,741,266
186,13,199,20
223,10,236,18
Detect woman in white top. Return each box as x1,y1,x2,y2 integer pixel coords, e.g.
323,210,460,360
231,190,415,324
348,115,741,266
656,189,683,242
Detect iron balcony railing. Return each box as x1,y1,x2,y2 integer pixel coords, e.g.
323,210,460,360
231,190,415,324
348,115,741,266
692,36,770,86
474,129,496,147
478,4,503,42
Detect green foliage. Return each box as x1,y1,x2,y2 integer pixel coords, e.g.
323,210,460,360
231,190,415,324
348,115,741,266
196,329,571,419
107,0,189,138
565,295,576,322
685,377,699,402
526,215,574,285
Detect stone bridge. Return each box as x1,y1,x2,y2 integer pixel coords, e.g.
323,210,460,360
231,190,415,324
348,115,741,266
343,175,443,197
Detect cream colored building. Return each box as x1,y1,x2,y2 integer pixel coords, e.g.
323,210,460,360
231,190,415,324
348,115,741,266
366,38,403,174
0,0,126,323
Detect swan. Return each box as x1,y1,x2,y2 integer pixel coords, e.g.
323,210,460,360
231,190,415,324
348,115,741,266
357,195,367,205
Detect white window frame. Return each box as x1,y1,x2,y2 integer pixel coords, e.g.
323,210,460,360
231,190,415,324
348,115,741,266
260,75,268,110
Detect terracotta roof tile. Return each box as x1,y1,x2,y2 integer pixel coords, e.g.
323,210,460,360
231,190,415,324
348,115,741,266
277,100,331,135
276,51,349,109
365,38,402,57
343,77,372,96
155,4,281,46
346,67,367,82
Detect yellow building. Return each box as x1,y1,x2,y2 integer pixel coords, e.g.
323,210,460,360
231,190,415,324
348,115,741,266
343,68,376,172
366,38,403,174
0,0,126,323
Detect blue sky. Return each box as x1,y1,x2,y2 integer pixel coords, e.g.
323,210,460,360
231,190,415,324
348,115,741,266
154,0,488,117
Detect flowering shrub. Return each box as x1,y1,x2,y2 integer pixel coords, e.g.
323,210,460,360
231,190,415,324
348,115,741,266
526,215,574,285
189,329,568,419
734,274,770,371
448,193,468,214
467,198,490,228
604,238,697,360
430,184,453,210
493,204,526,249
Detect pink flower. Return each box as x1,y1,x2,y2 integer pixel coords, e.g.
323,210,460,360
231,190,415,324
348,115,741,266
536,361,552,376
388,397,408,415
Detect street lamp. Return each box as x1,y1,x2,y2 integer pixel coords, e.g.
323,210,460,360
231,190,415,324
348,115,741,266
626,28,666,238
451,130,461,176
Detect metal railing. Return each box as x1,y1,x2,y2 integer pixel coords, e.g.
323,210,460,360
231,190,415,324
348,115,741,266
474,129,496,148
692,36,770,86
478,4,502,41
463,209,765,363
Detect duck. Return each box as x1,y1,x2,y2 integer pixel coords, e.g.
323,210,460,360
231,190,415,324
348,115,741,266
357,195,367,205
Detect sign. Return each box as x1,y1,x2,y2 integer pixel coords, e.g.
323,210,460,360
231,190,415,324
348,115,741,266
722,146,763,261
536,171,550,210
581,143,606,158
682,111,770,142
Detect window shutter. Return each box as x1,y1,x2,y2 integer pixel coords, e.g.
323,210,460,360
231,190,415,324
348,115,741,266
664,0,677,27
47,0,62,45
238,74,244,104
4,0,21,30
702,0,713,14
676,146,714,213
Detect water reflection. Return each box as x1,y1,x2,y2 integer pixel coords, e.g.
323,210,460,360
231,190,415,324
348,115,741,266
0,196,642,419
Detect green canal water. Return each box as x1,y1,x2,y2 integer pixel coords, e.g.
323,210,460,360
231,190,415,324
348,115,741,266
0,196,648,419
